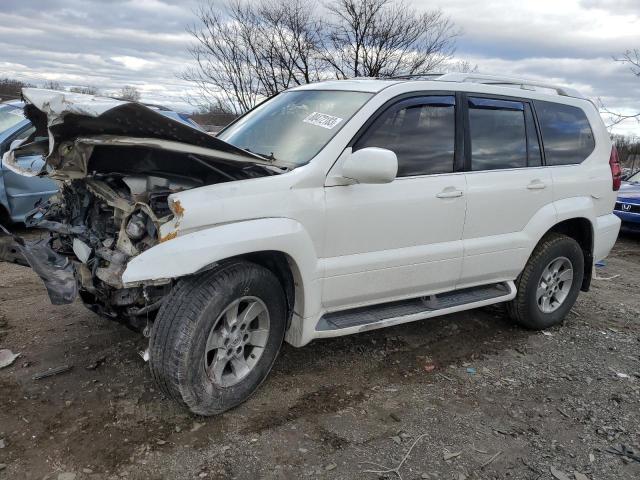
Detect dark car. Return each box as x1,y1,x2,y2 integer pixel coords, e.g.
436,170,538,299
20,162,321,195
614,170,640,231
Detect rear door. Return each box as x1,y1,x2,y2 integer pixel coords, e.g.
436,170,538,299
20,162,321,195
459,95,553,288
323,95,467,309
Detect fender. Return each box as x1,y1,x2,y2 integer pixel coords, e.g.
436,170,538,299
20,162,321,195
121,217,321,317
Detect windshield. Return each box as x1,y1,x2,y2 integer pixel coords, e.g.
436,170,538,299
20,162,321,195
628,170,640,183
218,90,373,166
0,105,26,133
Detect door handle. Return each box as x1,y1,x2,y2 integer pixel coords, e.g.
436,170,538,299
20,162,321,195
436,189,463,199
527,180,547,190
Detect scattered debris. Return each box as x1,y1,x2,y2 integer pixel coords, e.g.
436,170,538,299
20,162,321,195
574,472,590,480
0,349,20,369
85,356,106,370
444,450,462,461
542,331,553,336
32,364,72,380
466,367,476,375
423,363,436,372
325,463,337,471
0,439,5,449
57,473,77,480
606,444,640,463
361,433,428,480
480,451,502,469
389,413,401,422
139,348,150,362
616,372,630,379
191,422,205,432
0,463,6,471
550,466,571,480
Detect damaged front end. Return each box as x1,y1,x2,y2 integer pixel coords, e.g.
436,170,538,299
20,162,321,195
1,88,282,330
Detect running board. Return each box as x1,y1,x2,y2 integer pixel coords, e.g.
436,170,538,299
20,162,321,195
315,281,516,334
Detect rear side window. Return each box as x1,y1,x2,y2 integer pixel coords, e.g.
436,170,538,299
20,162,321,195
468,97,527,170
355,96,455,177
534,100,595,165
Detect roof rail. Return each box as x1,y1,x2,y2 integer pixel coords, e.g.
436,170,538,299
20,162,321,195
436,73,584,99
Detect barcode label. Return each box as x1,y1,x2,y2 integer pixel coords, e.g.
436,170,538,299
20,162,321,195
303,112,343,129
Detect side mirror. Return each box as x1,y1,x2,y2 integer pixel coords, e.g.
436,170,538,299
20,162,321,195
341,147,398,184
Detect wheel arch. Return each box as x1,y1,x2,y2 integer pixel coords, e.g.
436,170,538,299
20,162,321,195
542,217,594,291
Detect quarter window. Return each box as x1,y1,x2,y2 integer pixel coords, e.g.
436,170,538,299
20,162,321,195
468,97,528,171
354,96,455,177
534,100,595,165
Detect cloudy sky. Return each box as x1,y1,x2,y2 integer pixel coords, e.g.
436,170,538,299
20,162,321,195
1,0,639,135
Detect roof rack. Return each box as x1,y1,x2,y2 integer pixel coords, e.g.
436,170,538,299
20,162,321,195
436,73,584,99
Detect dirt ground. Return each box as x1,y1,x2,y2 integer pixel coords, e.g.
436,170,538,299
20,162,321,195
1,232,639,480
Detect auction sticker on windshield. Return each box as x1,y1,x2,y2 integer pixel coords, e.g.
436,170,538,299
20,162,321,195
303,112,343,129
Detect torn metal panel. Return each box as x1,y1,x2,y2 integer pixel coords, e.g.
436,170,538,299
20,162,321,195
17,239,78,305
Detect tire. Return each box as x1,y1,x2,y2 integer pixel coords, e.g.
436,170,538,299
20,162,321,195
149,260,287,415
507,233,584,330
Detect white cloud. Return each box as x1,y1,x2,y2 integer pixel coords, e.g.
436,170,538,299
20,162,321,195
0,0,637,134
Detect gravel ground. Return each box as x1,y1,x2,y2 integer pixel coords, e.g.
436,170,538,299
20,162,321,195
0,232,639,480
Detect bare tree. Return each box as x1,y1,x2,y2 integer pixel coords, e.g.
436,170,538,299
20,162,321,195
321,0,457,78
116,85,141,102
185,0,458,113
70,85,99,95
0,78,34,100
42,80,64,90
602,49,640,127
184,0,323,114
445,59,479,73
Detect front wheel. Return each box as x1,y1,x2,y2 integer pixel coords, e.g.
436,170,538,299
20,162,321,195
507,233,584,330
149,261,287,415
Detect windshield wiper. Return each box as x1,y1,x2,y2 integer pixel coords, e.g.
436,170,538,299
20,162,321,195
243,147,278,163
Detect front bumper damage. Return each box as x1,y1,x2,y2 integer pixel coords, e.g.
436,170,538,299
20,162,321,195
0,88,280,330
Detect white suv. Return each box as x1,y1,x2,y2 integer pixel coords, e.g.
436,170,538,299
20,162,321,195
4,74,621,415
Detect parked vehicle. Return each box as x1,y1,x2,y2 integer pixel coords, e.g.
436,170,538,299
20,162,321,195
2,76,621,415
0,100,57,223
614,169,640,231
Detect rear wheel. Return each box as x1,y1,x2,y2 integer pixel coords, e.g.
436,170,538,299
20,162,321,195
507,233,584,330
149,261,287,415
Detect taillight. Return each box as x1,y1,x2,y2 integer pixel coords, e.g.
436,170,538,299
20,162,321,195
610,146,622,191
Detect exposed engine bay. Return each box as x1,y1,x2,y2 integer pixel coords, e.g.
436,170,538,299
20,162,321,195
0,88,284,331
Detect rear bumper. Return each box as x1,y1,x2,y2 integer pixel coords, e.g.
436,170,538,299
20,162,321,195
594,213,621,262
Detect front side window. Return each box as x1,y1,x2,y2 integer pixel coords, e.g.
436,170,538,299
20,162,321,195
218,90,373,167
354,96,456,177
534,100,595,165
469,97,527,171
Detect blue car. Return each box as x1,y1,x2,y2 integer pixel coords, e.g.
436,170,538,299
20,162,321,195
614,170,640,231
0,98,203,224
0,100,58,223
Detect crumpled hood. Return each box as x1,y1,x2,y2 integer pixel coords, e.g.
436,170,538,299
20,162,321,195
3,88,276,178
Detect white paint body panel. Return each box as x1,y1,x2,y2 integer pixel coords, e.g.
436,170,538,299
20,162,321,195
122,78,620,347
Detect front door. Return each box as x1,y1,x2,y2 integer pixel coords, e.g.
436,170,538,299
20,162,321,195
322,95,467,310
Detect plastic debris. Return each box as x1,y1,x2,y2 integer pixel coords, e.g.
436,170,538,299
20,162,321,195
443,450,462,461
0,349,20,369
466,367,476,375
32,364,72,380
550,466,571,480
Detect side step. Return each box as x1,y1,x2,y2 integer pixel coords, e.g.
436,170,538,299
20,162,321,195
316,282,515,333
